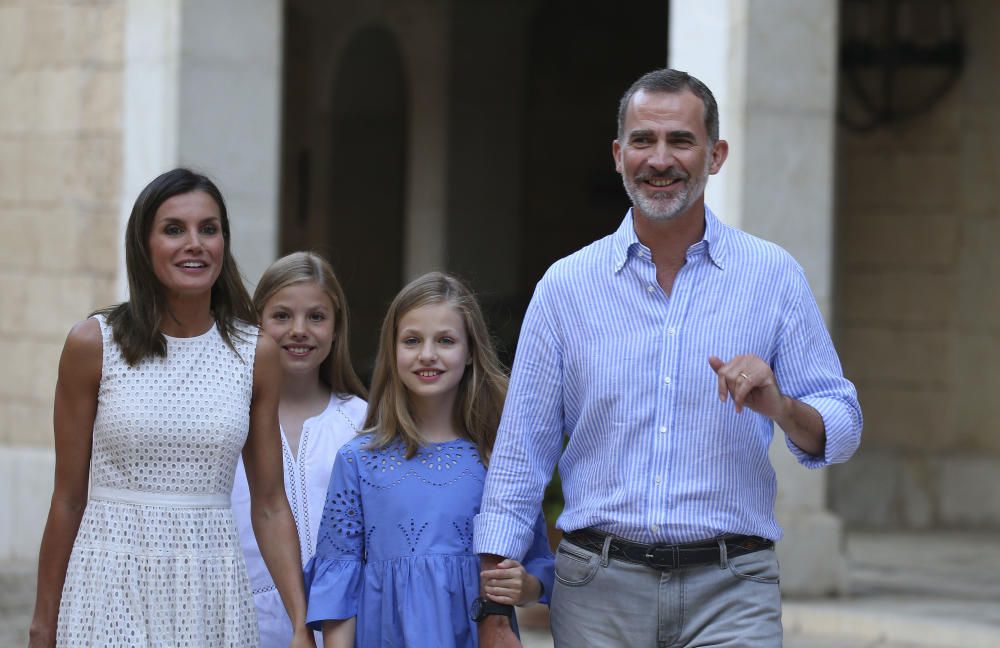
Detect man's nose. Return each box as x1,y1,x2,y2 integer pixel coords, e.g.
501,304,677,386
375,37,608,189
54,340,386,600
647,142,673,169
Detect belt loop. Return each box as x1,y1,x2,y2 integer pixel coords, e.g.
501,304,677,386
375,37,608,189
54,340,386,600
600,534,612,568
717,537,728,569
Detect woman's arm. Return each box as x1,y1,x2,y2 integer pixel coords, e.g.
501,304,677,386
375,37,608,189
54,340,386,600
28,320,102,647
242,334,314,648
322,617,356,648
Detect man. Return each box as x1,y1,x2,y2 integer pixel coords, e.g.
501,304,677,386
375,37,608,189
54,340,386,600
473,68,862,647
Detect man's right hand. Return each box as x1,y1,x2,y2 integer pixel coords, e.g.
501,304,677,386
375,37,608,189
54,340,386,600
477,615,521,648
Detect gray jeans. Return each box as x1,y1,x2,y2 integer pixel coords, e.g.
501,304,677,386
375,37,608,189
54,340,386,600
549,536,782,648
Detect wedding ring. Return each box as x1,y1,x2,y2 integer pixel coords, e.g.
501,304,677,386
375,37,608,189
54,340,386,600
739,372,751,381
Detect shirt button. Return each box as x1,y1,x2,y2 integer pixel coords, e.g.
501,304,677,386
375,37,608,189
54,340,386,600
664,376,671,385
647,285,655,293
654,475,662,484
650,524,660,533
659,426,667,433
667,327,676,335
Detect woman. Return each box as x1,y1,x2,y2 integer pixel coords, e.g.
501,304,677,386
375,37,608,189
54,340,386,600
28,169,314,647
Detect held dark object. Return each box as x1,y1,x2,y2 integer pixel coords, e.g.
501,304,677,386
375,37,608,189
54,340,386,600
470,597,514,622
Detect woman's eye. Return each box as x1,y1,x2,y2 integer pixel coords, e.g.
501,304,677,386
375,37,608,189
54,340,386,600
201,224,219,235
309,313,326,322
271,312,290,321
164,225,182,235
402,337,418,346
440,337,455,345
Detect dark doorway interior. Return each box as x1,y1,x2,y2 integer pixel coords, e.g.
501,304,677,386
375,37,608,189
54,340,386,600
326,26,408,381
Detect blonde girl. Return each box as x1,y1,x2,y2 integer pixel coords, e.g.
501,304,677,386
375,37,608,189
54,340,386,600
303,272,554,647
231,251,368,647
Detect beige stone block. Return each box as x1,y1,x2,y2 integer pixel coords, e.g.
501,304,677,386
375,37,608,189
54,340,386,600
0,340,34,400
36,68,84,134
0,8,26,70
22,136,75,204
71,135,121,203
0,209,38,270
30,341,63,412
0,272,29,333
23,6,70,67
2,400,52,447
22,275,96,340
34,209,83,272
839,327,951,389
81,208,121,275
79,3,124,65
840,210,960,271
81,68,122,133
0,69,38,135
838,270,955,327
853,382,953,452
0,138,26,202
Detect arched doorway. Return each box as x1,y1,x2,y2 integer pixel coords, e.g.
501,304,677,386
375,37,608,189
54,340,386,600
327,26,408,381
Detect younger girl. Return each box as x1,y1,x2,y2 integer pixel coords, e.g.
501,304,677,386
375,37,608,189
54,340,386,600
304,272,554,647
232,252,368,647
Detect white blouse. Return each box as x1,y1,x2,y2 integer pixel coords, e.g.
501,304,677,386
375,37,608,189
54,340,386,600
231,393,367,647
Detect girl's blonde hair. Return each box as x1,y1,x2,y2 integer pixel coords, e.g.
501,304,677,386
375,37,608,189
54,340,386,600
253,251,367,401
364,272,507,462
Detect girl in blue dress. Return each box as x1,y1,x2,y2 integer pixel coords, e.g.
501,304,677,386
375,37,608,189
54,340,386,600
304,272,554,647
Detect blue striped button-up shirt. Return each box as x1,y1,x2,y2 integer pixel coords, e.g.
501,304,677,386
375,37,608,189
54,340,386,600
474,208,862,559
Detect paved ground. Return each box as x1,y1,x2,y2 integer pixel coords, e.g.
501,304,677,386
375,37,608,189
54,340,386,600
4,531,999,647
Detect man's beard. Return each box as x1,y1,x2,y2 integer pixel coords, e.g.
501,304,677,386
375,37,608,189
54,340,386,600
623,166,709,222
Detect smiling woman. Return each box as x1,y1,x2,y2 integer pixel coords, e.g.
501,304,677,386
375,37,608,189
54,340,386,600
28,169,316,648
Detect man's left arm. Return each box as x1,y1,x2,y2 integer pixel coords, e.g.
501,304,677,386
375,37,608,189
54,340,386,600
709,269,862,466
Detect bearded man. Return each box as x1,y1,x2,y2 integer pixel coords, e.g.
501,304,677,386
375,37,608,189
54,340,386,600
473,68,862,648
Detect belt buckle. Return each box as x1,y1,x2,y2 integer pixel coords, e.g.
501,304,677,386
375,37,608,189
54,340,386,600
643,544,676,570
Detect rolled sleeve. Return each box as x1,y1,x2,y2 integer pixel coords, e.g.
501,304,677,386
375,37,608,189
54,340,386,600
475,279,565,560
775,268,863,468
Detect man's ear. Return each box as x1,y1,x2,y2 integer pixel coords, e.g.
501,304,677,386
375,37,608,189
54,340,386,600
709,139,729,175
612,139,623,174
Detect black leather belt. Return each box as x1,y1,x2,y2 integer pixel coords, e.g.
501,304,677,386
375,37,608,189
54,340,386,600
564,528,773,571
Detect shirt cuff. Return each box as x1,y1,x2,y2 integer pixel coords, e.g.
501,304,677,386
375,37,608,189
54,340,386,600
473,511,536,561
788,395,863,468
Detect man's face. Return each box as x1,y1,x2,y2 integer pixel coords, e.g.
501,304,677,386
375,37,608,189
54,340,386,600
613,89,727,223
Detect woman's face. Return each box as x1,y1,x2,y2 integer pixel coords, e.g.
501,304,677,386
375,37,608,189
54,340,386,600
147,191,225,298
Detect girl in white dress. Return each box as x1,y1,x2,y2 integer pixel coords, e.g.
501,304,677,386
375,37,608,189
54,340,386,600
28,169,315,648
231,252,367,647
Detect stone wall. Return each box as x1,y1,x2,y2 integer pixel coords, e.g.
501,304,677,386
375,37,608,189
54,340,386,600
0,0,123,558
832,0,1000,529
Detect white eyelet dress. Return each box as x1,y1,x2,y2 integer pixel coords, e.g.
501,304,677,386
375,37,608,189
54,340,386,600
56,315,260,647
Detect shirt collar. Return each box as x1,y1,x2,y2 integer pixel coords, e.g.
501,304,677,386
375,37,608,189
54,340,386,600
612,206,727,273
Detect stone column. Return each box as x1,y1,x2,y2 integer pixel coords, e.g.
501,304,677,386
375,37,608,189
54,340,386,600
670,0,846,596
121,0,283,296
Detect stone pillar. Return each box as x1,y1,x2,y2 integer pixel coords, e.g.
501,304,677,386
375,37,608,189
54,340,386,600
121,0,283,297
670,0,846,596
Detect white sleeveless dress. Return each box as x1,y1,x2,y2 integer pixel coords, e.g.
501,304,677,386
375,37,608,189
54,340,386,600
56,316,260,647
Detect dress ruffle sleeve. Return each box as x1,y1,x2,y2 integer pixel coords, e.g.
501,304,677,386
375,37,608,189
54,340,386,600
521,511,555,605
304,446,365,631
